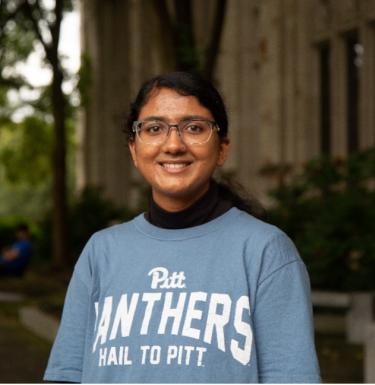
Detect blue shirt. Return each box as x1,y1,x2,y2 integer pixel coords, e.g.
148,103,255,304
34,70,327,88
44,208,320,383
0,239,32,272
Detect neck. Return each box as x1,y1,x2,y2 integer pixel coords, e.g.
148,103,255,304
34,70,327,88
145,180,234,229
152,184,210,212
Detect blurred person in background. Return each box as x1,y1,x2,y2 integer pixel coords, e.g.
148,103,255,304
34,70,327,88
0,223,32,277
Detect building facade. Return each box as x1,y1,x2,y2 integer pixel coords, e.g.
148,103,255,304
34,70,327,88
77,0,375,207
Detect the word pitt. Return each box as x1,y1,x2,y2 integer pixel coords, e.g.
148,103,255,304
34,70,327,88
148,267,186,289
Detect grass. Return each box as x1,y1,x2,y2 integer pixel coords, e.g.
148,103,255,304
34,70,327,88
0,268,65,382
0,302,52,382
0,267,69,317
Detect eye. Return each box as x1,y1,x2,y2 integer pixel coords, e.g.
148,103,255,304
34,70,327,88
143,122,164,135
184,121,205,134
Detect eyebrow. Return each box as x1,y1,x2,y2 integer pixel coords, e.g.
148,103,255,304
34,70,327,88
142,115,212,122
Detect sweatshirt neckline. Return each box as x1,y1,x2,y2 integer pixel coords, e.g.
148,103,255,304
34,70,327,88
145,180,232,229
133,207,240,240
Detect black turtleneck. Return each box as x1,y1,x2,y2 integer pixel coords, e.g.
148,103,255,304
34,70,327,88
145,181,233,229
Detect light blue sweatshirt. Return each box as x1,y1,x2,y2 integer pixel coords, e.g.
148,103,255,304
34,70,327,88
44,208,320,383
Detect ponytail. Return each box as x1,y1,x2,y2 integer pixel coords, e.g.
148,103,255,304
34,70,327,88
216,178,267,220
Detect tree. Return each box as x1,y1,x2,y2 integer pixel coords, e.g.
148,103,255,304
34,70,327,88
152,0,227,80
0,0,75,269
0,1,31,88
24,0,70,269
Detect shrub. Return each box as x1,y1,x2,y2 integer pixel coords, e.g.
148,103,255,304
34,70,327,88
263,148,375,291
37,186,138,266
68,186,135,259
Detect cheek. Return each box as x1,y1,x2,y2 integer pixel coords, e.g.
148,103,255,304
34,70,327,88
203,141,224,166
130,143,157,168
194,148,222,175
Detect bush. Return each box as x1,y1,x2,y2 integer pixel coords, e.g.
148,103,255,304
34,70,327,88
68,186,135,259
263,148,375,291
0,218,23,250
37,186,138,266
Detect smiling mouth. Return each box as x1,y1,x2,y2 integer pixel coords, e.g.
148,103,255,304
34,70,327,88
159,162,192,172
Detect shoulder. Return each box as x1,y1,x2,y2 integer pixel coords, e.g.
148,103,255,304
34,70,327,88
13,239,32,251
88,214,142,246
76,214,141,254
227,208,303,278
73,215,141,285
225,207,286,244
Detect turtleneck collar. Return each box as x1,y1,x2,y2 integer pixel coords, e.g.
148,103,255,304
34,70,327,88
145,180,233,229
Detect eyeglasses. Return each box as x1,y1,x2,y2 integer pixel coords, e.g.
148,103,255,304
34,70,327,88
132,119,219,145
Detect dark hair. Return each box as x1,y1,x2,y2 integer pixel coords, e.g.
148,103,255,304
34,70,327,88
125,71,265,219
125,71,228,142
16,223,29,232
217,178,266,220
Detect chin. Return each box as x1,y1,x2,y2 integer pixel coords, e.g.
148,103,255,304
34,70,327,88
156,186,194,199
153,180,209,203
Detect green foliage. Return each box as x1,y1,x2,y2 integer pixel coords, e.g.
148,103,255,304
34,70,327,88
0,111,77,220
1,0,81,269
175,25,200,72
68,186,135,258
264,148,375,291
0,218,19,250
1,21,35,66
0,2,35,97
0,115,54,220
0,116,52,184
37,186,137,265
0,182,51,220
63,0,75,13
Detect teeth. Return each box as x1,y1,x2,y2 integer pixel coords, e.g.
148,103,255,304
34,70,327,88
162,163,189,169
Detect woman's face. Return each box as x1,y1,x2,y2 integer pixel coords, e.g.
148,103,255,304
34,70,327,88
128,87,230,211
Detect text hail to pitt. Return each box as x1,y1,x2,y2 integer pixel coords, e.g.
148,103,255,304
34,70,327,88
92,266,253,366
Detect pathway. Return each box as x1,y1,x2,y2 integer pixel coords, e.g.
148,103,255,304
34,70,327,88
0,293,52,383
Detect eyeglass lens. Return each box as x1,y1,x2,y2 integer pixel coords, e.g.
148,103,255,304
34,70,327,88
136,120,215,144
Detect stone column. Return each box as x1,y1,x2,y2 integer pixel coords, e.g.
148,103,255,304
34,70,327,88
359,22,375,149
257,0,284,168
246,0,284,203
292,0,320,163
346,292,373,343
365,323,375,383
215,0,262,193
79,0,165,208
79,0,132,205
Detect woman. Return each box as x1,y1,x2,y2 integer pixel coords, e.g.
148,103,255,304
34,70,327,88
44,72,320,383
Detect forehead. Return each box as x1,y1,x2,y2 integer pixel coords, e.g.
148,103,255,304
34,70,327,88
138,88,213,120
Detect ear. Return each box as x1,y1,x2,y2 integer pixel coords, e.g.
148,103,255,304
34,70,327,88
128,141,138,168
217,138,230,166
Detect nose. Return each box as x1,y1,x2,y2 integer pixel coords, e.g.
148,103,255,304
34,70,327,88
161,126,187,153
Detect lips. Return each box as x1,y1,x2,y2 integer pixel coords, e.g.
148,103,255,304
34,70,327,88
158,161,193,172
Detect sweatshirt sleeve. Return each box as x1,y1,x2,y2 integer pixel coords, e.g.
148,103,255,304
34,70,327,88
43,238,94,383
253,233,321,383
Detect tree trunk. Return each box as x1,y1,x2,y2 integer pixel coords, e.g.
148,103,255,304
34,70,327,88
173,0,199,72
51,66,69,269
151,0,226,78
20,0,69,269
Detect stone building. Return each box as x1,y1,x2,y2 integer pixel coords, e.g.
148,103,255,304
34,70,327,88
77,0,375,208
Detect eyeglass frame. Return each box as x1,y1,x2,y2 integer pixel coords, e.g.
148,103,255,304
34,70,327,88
132,119,220,145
